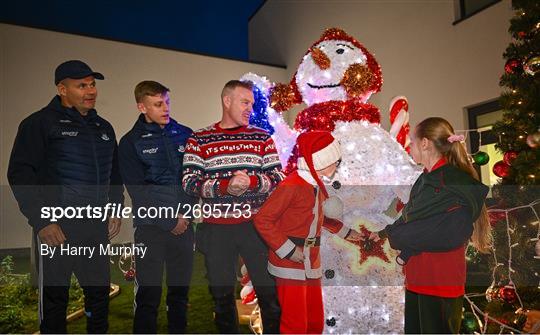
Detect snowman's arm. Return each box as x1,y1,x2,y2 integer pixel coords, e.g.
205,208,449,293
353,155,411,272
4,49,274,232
268,108,298,168
392,185,413,205
323,217,351,239
249,136,286,194
253,184,298,259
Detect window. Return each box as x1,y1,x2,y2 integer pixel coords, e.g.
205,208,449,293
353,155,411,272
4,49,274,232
453,0,502,25
467,99,503,189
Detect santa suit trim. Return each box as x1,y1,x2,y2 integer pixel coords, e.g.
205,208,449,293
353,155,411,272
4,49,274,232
297,170,318,186
296,170,327,279
336,224,350,239
297,139,341,171
275,239,296,259
302,185,319,279
268,262,322,280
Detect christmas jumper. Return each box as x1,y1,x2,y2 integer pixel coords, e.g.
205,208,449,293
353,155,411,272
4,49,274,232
182,122,285,224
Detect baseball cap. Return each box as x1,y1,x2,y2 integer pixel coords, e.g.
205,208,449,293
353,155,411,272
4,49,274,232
54,60,104,85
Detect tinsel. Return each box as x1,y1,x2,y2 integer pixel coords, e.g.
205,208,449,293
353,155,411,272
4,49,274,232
269,82,301,112
340,63,374,99
352,226,391,265
249,85,274,134
310,46,331,70
293,100,380,132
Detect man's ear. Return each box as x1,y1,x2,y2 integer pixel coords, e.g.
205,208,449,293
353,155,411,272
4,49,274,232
57,83,66,97
137,102,146,114
222,95,231,109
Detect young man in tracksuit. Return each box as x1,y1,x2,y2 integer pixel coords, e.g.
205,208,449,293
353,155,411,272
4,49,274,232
8,60,124,333
182,80,283,334
118,81,196,333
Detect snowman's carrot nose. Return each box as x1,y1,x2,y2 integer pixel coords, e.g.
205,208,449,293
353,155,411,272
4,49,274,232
311,47,331,70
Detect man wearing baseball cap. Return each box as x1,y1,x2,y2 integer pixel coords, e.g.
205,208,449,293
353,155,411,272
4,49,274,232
8,60,123,333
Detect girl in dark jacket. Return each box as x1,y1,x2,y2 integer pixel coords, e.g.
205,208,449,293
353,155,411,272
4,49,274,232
377,117,492,334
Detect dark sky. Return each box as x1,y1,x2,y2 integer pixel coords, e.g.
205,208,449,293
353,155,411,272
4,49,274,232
1,0,266,61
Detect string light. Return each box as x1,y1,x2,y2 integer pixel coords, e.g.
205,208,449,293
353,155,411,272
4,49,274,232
465,199,540,333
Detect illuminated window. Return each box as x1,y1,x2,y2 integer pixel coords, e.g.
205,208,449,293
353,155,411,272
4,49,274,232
467,99,504,192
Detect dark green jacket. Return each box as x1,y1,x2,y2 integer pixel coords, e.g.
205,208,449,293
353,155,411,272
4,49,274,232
402,164,489,223
383,163,489,264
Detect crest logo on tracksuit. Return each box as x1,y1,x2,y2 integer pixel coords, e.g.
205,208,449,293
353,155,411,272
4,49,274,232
101,134,110,141
178,145,185,153
61,131,78,136
142,147,159,154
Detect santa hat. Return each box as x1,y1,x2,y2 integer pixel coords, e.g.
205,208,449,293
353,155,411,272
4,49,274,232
270,28,382,112
297,131,341,198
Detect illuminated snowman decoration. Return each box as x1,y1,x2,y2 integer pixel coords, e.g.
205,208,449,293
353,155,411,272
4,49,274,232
243,28,422,333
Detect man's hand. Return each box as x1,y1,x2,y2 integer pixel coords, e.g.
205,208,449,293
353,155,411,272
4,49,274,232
288,246,305,263
108,217,122,240
38,224,66,246
171,217,189,236
345,229,364,242
227,169,250,196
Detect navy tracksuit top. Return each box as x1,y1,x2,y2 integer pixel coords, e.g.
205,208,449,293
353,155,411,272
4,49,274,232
119,114,196,231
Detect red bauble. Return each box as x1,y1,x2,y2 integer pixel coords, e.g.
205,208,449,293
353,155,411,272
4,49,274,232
488,209,506,227
498,285,517,304
124,268,135,281
503,150,519,166
504,59,522,74
493,161,511,178
518,31,527,39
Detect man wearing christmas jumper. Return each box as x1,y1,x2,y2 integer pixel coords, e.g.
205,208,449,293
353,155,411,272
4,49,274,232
182,80,283,334
254,131,362,334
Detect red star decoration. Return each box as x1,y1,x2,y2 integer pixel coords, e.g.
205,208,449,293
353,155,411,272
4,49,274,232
349,226,390,265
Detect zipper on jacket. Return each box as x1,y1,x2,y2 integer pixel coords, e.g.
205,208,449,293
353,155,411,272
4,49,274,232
88,122,100,204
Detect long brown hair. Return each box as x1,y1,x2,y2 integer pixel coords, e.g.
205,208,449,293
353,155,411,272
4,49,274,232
415,117,492,253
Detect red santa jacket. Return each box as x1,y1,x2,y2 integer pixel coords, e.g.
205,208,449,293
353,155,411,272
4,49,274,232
254,170,350,280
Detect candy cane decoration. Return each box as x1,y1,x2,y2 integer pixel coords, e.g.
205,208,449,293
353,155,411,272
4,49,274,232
389,96,410,153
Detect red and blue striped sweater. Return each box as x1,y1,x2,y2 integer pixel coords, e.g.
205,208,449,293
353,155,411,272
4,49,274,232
182,122,285,224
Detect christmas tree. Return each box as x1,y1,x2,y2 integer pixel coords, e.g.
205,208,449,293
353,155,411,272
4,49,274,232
475,0,540,332
492,0,540,190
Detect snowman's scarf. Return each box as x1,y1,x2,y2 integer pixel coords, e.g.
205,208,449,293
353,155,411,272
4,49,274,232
294,99,380,132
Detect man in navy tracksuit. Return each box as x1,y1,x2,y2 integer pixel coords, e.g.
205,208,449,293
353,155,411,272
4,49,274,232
119,81,196,333
7,60,124,333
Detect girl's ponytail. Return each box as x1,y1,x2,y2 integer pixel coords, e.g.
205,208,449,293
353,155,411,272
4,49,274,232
416,117,492,253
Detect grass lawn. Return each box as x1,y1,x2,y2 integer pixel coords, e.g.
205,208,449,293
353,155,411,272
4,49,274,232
10,252,251,334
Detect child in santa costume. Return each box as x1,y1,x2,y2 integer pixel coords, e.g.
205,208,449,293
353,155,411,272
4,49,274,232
254,131,362,334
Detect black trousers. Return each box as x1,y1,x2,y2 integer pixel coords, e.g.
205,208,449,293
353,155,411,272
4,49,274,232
133,224,194,334
35,223,110,334
405,289,463,334
197,221,281,334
